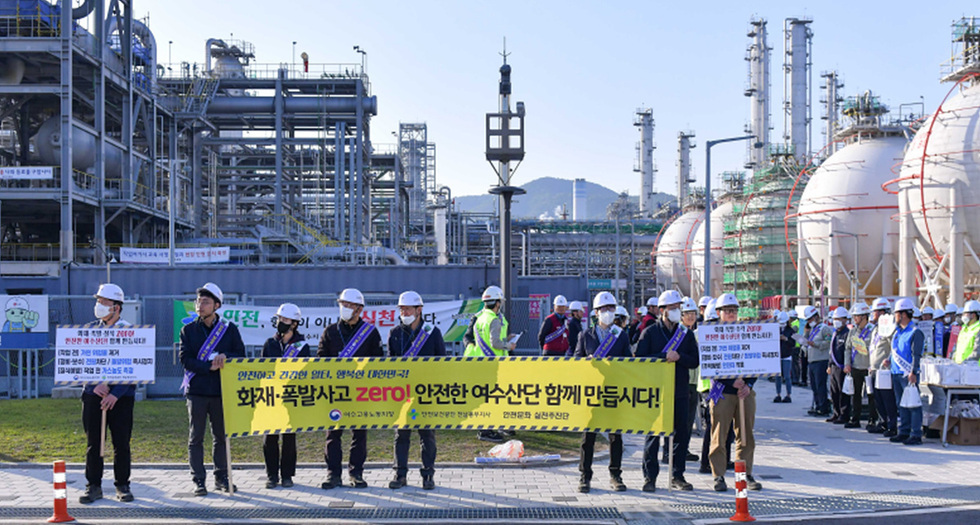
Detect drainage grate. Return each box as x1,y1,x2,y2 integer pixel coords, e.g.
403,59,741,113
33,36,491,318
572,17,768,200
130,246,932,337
0,506,623,521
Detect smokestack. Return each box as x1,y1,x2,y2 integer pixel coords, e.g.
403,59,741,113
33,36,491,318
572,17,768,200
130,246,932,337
784,17,813,162
633,108,655,215
745,18,770,171
573,178,587,221
677,131,695,208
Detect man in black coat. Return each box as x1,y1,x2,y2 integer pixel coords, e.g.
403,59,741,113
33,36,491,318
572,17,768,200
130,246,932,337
317,288,382,490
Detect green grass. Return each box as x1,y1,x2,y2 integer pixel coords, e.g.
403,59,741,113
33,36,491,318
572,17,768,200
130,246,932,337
0,399,602,463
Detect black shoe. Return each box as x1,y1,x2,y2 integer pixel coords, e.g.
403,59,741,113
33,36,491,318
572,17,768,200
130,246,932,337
610,475,627,492
867,424,885,434
389,476,407,490
670,476,693,491
422,475,435,490
265,478,278,489
782,396,792,403
903,436,923,446
686,453,699,462
578,477,591,493
214,479,236,493
746,475,763,491
79,485,103,504
192,479,207,497
642,479,656,493
321,476,342,490
890,434,910,443
773,395,782,403
713,476,727,492
844,421,861,429
350,474,368,488
281,477,294,488
660,455,669,464
478,430,505,443
883,429,898,438
825,416,838,423
834,419,847,425
115,484,133,502
698,465,712,474
807,408,818,416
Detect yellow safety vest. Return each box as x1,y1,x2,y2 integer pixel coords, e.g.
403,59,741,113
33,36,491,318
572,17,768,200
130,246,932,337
953,320,980,364
464,309,509,357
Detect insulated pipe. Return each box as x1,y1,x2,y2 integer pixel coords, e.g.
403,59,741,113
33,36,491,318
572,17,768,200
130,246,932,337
106,17,158,88
205,39,227,74
0,57,25,85
72,0,95,19
206,96,378,115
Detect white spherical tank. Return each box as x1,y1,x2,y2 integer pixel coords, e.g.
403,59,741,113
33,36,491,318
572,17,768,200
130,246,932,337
653,209,704,296
691,200,734,297
798,135,906,297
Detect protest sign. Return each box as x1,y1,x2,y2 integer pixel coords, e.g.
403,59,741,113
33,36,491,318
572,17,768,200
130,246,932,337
696,322,781,379
55,325,156,385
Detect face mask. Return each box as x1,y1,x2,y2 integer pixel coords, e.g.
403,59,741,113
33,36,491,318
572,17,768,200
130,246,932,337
946,316,954,324
401,315,416,326
340,306,355,321
667,309,682,324
963,314,972,325
808,320,816,328
833,320,843,329
598,311,616,326
94,303,112,320
277,321,293,335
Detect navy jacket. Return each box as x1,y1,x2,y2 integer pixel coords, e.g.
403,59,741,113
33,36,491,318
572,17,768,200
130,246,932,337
388,323,447,357
262,332,310,358
779,325,796,359
566,316,583,356
179,316,246,397
317,318,383,358
634,319,699,397
830,326,850,368
573,325,632,358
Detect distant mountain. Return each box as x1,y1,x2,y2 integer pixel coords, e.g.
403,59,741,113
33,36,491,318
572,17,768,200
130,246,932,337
453,177,674,220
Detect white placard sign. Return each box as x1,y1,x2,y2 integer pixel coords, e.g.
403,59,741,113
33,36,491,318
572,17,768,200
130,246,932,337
55,325,156,385
119,246,230,264
0,166,54,180
696,322,781,379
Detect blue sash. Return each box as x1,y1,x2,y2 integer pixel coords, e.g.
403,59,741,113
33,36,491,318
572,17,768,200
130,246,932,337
181,318,228,393
282,341,304,358
707,379,725,403
830,331,844,368
339,322,376,358
593,326,622,358
807,324,822,344
544,321,567,344
662,325,688,356
404,324,434,357
477,332,497,357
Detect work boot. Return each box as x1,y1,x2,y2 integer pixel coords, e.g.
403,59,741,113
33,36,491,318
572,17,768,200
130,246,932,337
698,465,712,474
903,436,923,446
281,477,294,488
642,479,656,493
825,416,838,423
422,475,435,490
191,479,207,497
214,478,236,493
670,476,693,491
713,476,728,492
609,475,627,492
867,424,885,434
578,476,591,493
350,474,368,488
746,475,763,491
265,477,278,489
890,434,910,443
79,485,103,504
773,395,782,403
115,484,134,502
883,428,898,438
320,476,342,490
782,396,792,403
388,476,407,490
844,421,861,429
686,453,699,462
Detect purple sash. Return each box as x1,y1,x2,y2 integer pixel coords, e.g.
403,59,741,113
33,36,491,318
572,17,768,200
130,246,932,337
283,341,304,358
404,324,434,357
339,322,376,358
180,318,228,393
831,331,844,368
477,332,497,357
593,326,622,358
707,379,725,403
663,325,688,356
544,317,567,344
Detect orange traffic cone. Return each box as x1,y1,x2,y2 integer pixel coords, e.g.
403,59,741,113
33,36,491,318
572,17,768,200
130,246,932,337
729,459,755,522
47,460,75,523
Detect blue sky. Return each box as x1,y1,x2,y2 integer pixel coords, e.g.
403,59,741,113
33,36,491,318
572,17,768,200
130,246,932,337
141,0,971,199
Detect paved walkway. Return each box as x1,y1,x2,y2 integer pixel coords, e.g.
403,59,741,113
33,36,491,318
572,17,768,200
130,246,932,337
2,380,979,523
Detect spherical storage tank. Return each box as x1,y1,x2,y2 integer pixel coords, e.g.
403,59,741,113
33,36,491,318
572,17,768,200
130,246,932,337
798,135,906,297
653,209,703,296
691,200,734,298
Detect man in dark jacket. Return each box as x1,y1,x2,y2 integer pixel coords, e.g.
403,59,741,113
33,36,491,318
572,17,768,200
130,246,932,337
634,290,700,492
179,282,246,497
565,301,585,355
574,291,631,493
828,307,852,424
631,298,659,345
387,291,446,491
260,303,310,489
317,288,382,490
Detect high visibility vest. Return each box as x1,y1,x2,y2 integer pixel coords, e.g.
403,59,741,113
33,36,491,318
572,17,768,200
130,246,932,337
953,320,980,364
464,309,509,357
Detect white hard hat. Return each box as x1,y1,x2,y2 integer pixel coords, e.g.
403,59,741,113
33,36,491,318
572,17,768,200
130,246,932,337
94,283,125,302
698,296,713,307
637,306,648,317
5,297,28,310
615,305,629,318
716,293,739,309
658,290,683,307
398,291,424,307
593,291,617,310
646,296,658,307
832,306,849,319
893,297,915,313
851,302,871,316
276,303,302,321
872,297,891,311
481,286,504,302
339,288,365,305
553,295,568,307
197,282,223,304
921,306,935,317
803,305,819,320
963,300,980,315
569,300,584,312
776,311,790,324
912,307,921,318
681,297,698,312
704,300,719,321
945,303,959,315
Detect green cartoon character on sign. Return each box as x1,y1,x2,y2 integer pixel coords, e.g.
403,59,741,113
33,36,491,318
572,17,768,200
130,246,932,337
2,297,40,333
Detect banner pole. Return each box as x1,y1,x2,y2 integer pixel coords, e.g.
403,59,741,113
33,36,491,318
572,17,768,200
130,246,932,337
667,434,674,492
225,435,235,494
100,408,107,457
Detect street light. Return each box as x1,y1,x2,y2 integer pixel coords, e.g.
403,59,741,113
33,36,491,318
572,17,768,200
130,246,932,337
703,135,755,297
292,41,297,73
90,241,116,283
353,45,367,75
168,40,172,73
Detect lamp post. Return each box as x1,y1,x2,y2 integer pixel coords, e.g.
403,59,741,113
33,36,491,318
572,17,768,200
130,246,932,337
703,135,754,297
353,45,367,75
292,41,297,74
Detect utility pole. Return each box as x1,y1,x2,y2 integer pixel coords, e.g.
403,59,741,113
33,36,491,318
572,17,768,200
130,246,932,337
704,135,754,296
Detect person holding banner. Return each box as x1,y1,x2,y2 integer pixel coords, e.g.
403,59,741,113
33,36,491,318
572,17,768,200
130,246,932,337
868,298,898,437
179,282,246,497
953,300,980,363
79,283,135,505
573,291,631,493
260,303,310,489
566,301,585,355
696,300,735,475
464,286,516,443
843,303,874,429
802,306,832,417
538,295,570,356
635,290,700,492
318,288,383,489
387,291,446,491
827,307,852,425
889,298,925,446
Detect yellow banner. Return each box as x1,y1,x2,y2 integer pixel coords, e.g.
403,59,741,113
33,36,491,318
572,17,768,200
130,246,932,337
221,357,675,437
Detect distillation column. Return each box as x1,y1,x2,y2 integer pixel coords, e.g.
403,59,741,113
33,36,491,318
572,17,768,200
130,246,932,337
635,109,655,215
677,131,695,208
784,18,812,163
746,19,770,171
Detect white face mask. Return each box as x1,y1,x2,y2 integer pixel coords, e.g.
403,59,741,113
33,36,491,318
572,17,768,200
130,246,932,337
94,302,112,320
667,309,682,324
833,320,843,329
400,315,416,326
598,310,616,326
963,314,972,325
339,306,356,321
809,320,816,328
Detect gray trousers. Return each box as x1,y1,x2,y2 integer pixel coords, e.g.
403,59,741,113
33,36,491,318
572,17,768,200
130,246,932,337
186,394,228,482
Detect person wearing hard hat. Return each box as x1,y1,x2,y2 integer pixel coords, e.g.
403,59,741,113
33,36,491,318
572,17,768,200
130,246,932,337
631,297,659,345
387,291,446,491
179,282,246,497
635,290,700,492
773,311,794,403
614,305,630,329
464,286,516,443
868,297,898,436
941,303,959,356
786,309,805,387
827,307,852,425
565,301,585,356
573,291,631,494
78,284,134,505
912,307,922,324
629,306,647,343
920,306,940,357
695,300,735,476
260,303,310,490
697,296,712,323
889,297,925,445
705,293,762,492
843,303,874,429
538,295,571,356
317,288,383,489
953,300,980,364
678,297,702,465
801,305,833,417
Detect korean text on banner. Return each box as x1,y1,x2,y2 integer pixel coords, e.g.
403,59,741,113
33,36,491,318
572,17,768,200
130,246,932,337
55,325,156,385
696,322,781,379
221,357,675,437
